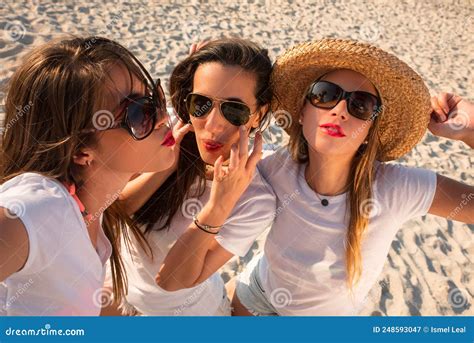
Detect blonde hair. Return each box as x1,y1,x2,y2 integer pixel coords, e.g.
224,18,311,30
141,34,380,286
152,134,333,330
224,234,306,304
287,102,382,287
1,36,150,304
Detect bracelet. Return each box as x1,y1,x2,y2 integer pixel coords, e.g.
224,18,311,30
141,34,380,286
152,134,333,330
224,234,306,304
193,215,222,235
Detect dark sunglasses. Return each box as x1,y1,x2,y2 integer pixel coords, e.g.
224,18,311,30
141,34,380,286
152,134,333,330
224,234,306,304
306,80,382,121
185,93,253,126
86,79,169,140
113,79,168,140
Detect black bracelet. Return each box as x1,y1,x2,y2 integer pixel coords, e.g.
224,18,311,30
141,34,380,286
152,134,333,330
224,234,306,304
193,215,221,234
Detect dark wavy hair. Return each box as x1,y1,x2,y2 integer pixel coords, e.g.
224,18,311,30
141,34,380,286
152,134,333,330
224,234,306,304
134,38,273,232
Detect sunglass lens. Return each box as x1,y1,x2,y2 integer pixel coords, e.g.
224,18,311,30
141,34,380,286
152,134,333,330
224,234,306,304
187,94,213,118
221,101,251,126
348,93,379,120
308,82,341,108
127,98,156,139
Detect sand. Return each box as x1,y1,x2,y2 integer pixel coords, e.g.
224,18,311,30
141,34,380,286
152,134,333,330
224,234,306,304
0,0,472,316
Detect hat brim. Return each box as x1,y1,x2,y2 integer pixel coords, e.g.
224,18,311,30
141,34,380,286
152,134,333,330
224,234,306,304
271,39,432,161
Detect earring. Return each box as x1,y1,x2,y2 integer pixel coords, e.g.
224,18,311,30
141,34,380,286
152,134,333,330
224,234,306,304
298,118,303,125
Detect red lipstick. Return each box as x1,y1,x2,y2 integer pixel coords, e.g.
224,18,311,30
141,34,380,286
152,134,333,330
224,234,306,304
319,123,346,138
203,139,224,152
161,130,176,147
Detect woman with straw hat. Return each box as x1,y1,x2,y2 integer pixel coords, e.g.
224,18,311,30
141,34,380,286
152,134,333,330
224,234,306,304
230,38,474,315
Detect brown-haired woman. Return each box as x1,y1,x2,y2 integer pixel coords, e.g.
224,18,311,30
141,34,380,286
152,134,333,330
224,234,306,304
0,36,178,315
114,38,277,315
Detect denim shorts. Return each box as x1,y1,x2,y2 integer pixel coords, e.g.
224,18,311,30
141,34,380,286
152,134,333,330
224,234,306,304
235,255,278,316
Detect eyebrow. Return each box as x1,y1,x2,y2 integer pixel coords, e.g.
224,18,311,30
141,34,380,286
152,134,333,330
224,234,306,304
225,97,246,103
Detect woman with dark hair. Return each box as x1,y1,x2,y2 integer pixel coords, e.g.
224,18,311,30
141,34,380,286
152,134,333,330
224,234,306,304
114,38,277,315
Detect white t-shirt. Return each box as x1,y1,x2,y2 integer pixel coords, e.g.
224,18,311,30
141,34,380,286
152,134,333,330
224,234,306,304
120,168,276,315
256,148,437,315
0,173,112,316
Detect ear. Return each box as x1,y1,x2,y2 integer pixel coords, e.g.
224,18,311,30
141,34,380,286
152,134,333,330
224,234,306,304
251,104,269,129
72,148,94,167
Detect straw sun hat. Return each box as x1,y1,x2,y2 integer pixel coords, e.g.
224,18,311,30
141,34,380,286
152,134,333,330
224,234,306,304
271,38,432,161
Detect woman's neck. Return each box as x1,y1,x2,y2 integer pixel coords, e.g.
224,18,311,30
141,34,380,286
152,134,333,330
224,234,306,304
305,151,354,196
76,171,130,228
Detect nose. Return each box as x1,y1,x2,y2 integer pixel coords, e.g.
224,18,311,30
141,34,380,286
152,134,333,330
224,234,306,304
204,103,227,134
329,99,349,121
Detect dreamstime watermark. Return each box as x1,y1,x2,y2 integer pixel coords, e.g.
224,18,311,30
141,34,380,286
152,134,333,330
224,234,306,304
41,178,65,199
1,101,34,135
272,110,293,130
446,110,471,131
359,20,383,43
2,279,34,311
448,287,470,309
359,198,382,219
83,13,123,49
446,193,473,221
173,279,209,315
92,110,115,131
4,323,85,337
3,21,26,42
351,104,384,140
269,287,292,309
3,199,26,219
92,287,114,308
271,189,300,220
84,191,121,226
181,198,203,219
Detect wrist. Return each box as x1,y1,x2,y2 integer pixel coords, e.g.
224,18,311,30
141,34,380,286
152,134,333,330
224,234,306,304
197,203,231,228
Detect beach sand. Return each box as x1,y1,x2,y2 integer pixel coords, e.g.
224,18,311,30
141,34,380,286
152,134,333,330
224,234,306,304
0,0,472,315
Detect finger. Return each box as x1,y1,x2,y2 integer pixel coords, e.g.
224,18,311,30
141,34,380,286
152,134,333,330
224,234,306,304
196,41,209,51
239,125,249,161
438,92,451,114
431,96,447,122
214,156,224,181
229,144,239,172
189,43,197,55
247,131,263,172
447,94,463,110
173,119,185,131
174,123,193,144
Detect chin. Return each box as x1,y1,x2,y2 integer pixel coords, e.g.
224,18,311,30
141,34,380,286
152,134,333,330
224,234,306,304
197,145,226,165
149,150,175,172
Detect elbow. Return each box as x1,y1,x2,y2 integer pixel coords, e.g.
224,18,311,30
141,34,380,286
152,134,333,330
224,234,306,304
155,273,193,291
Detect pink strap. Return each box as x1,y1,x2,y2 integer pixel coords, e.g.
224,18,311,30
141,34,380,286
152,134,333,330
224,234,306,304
62,182,92,221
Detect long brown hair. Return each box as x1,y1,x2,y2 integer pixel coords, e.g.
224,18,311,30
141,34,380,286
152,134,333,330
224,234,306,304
287,91,383,287
0,36,151,304
134,38,273,232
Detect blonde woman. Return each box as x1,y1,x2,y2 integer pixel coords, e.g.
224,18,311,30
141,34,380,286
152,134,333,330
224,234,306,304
231,39,474,315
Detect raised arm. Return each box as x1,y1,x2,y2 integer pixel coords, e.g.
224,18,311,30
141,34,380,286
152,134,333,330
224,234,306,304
119,120,192,216
428,175,474,223
156,127,263,291
427,93,474,223
0,209,29,282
